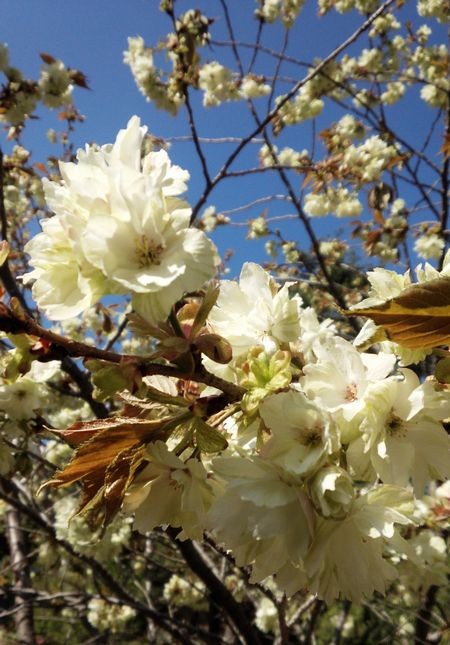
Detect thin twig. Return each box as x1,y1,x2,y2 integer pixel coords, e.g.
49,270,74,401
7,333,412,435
438,99,450,270
190,0,397,223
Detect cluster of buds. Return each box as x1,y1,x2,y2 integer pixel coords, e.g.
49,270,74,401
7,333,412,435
0,44,87,131
255,0,306,28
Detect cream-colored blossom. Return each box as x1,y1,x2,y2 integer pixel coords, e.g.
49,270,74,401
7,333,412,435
255,0,305,27
342,136,400,183
0,360,59,421
309,466,354,519
259,389,339,476
301,336,396,440
398,529,449,591
207,262,302,358
24,116,218,323
209,454,314,583
87,598,135,632
38,60,73,108
414,233,445,260
381,81,406,105
124,37,183,114
304,187,362,218
417,0,449,23
304,485,414,603
297,307,336,363
346,370,450,494
123,441,216,539
53,495,132,561
199,62,239,106
163,574,208,610
240,75,271,99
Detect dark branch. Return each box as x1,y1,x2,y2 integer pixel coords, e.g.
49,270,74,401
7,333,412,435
168,529,263,645
0,303,245,402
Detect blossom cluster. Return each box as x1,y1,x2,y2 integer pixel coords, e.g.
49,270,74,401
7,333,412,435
24,117,219,324
0,43,83,128
255,0,306,27
301,133,401,228
122,258,450,604
124,37,184,115
21,119,450,607
0,359,60,475
199,62,271,107
259,143,310,169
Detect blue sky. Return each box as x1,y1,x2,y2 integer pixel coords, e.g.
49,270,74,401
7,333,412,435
1,0,447,275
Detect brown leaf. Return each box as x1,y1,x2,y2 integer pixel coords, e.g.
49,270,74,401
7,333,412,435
41,416,170,526
347,277,450,349
80,443,146,528
363,229,382,256
47,416,166,459
127,312,173,339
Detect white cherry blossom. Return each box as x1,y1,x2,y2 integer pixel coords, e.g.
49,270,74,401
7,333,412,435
24,116,219,323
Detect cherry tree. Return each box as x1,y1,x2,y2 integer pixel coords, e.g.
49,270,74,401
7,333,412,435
0,1,449,642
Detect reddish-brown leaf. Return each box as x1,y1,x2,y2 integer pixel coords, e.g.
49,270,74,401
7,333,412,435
41,416,171,528
347,277,450,349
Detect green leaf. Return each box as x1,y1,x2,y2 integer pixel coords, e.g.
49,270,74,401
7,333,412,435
86,359,141,401
435,357,450,384
194,418,228,453
119,387,190,409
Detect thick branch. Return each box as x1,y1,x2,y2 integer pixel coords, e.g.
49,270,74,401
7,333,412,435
439,98,450,270
168,529,262,645
2,483,36,644
0,303,245,402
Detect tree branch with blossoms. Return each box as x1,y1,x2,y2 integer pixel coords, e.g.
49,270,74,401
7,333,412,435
0,0,449,642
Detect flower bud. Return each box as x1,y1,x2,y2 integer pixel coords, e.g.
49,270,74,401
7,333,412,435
309,466,354,519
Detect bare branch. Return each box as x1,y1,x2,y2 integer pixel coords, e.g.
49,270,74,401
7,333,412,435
3,498,36,644
168,528,263,645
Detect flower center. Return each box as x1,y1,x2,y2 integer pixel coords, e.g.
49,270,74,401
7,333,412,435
344,383,358,402
298,425,322,446
135,234,165,268
387,414,407,437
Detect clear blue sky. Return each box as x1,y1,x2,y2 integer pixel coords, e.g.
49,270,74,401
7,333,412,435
1,0,446,274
